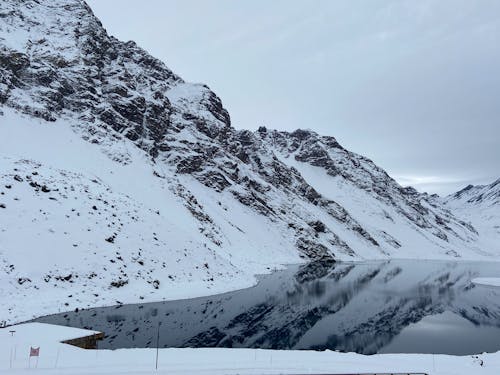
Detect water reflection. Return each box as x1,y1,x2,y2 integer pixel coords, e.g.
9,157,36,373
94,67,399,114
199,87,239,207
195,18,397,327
35,260,500,354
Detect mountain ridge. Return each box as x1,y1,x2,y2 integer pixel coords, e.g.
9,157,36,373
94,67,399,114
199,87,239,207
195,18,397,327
0,0,498,323
447,178,500,206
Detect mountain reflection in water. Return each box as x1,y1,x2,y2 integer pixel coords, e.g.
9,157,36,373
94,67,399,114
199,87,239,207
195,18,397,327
35,260,500,355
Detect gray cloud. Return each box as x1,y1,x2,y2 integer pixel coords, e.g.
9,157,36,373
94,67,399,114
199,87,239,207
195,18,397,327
86,0,500,195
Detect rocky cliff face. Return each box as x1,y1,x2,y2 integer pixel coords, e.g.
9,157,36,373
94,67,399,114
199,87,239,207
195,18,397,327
0,0,229,161
0,0,495,323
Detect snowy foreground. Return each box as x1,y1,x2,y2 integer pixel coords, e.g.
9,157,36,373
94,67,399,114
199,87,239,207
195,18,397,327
1,323,499,375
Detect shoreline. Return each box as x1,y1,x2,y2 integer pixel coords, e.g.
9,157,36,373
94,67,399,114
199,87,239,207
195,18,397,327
11,258,500,326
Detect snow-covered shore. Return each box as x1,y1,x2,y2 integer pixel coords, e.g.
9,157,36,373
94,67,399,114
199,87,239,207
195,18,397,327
472,278,500,287
1,323,498,375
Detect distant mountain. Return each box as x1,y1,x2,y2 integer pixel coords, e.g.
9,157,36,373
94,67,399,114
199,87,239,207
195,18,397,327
443,179,500,256
0,0,496,323
446,179,500,207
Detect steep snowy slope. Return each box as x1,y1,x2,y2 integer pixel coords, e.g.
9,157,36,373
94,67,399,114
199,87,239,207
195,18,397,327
259,129,484,258
0,0,497,323
444,179,500,254
0,109,303,323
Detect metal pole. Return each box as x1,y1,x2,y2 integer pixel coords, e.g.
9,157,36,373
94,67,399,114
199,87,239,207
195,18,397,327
54,348,60,368
155,322,161,370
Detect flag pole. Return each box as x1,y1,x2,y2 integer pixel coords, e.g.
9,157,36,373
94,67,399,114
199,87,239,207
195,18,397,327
155,322,161,370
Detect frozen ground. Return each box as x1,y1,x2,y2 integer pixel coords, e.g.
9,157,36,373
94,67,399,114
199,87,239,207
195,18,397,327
0,323,498,375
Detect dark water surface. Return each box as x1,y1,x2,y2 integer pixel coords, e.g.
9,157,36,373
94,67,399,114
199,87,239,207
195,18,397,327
35,260,500,355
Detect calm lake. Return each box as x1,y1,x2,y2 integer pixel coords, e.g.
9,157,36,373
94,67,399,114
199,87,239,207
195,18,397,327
35,260,500,355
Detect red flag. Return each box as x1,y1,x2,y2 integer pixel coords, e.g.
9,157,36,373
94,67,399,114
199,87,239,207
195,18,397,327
29,347,40,357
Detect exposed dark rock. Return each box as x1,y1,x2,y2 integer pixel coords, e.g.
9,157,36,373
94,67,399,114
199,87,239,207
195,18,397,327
296,237,334,261
309,220,326,233
176,156,204,174
17,277,31,285
110,279,128,288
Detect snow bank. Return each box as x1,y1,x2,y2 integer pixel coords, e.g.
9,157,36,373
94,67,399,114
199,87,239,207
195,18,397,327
472,278,500,287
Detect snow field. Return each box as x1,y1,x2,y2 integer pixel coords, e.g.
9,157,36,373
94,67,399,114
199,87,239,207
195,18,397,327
1,323,498,375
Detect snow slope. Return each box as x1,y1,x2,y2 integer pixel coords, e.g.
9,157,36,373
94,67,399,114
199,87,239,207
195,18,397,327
444,179,500,254
262,129,485,259
0,0,498,324
0,108,301,323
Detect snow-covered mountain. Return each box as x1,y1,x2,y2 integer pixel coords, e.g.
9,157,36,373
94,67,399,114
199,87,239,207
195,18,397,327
0,0,497,323
444,179,500,255
447,179,500,207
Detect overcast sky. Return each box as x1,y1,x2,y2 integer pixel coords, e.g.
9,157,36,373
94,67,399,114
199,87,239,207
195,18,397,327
86,0,500,195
